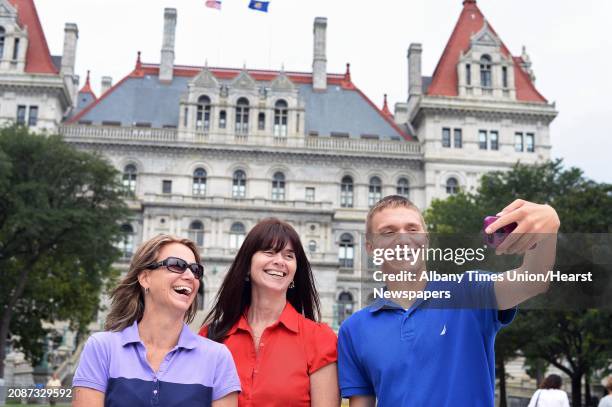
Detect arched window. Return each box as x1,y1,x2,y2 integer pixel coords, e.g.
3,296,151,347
0,27,5,59
340,176,354,208
192,168,207,196
122,164,137,194
446,177,459,195
271,172,285,201
189,220,204,247
397,177,410,198
258,112,265,131
480,55,492,88
232,170,246,198
337,291,354,325
368,176,382,207
118,224,134,258
274,100,288,137
235,97,249,135
308,240,317,253
338,233,354,268
196,95,211,132
230,222,246,249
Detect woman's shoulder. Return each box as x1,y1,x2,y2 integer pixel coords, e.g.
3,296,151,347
298,315,337,342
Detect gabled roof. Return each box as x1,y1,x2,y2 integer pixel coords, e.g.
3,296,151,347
8,0,58,74
68,61,413,141
427,0,546,103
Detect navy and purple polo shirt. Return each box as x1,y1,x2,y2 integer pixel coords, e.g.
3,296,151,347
73,321,240,406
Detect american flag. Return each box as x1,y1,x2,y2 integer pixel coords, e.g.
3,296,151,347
205,0,221,10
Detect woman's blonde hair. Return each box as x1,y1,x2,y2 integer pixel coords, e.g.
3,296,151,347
105,234,201,331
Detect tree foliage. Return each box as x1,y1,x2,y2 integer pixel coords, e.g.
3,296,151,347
424,159,612,407
0,126,129,378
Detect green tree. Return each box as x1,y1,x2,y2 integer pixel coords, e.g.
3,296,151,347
0,126,129,378
424,159,612,407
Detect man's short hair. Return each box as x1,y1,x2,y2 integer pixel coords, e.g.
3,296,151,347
366,195,426,238
606,376,612,392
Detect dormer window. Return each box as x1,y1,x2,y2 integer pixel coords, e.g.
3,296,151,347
235,97,249,135
196,95,211,132
274,100,288,137
480,55,492,88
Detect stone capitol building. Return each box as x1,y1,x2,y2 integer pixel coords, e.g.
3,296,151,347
1,0,557,396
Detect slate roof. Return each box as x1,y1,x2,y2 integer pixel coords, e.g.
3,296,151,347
68,63,413,140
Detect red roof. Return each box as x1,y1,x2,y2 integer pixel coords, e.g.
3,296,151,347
8,0,58,74
427,0,546,103
78,70,96,99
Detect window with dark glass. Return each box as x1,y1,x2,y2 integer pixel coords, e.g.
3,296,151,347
219,110,226,129
368,177,382,207
490,131,499,150
337,291,354,325
340,176,354,208
162,180,172,194
16,105,26,125
122,164,137,193
27,106,38,127
196,95,211,132
502,66,508,88
480,55,492,88
192,168,207,196
466,64,471,86
189,220,204,247
0,27,5,58
479,130,488,150
454,128,463,148
274,100,288,137
442,128,451,148
338,234,354,268
515,132,524,152
397,178,410,197
526,133,535,152
271,172,285,201
118,223,135,258
183,107,188,127
446,177,459,195
232,170,246,198
308,240,317,253
235,98,249,134
305,187,315,202
230,222,246,249
12,38,19,60
257,112,265,130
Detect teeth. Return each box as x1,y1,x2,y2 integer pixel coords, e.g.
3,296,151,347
264,270,286,277
173,286,192,294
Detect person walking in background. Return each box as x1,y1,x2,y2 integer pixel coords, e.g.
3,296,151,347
201,218,339,407
527,374,570,407
599,376,612,407
72,234,240,407
46,373,62,406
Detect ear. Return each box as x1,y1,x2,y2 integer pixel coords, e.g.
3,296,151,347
137,270,151,290
365,240,373,256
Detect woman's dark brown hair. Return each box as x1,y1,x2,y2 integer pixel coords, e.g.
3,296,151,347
203,218,321,342
540,374,562,390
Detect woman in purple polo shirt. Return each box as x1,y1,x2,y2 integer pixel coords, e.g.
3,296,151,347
72,234,240,407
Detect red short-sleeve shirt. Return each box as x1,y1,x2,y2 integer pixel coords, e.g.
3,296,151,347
199,302,337,406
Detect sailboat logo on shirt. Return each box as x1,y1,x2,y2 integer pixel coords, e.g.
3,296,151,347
440,324,447,336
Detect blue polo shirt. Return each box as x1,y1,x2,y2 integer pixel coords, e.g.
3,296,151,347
73,321,241,406
338,276,516,407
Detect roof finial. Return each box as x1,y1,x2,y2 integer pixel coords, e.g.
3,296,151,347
85,70,91,85
136,51,142,70
381,93,393,118
78,69,96,98
344,63,351,81
130,51,144,77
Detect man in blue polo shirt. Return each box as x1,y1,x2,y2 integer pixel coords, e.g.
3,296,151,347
338,195,559,406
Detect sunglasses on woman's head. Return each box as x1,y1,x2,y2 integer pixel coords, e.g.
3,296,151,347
146,257,204,279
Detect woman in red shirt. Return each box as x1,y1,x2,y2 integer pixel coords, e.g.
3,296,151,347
200,218,339,406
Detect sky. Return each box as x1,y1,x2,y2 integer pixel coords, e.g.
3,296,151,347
35,0,612,183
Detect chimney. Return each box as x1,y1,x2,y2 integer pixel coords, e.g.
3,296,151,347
312,17,327,91
100,76,112,95
408,43,422,100
61,23,78,77
159,8,177,82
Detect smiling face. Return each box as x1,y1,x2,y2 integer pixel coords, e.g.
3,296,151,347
139,242,200,317
249,242,297,294
368,206,428,273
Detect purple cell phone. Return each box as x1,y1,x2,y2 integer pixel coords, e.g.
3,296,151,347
483,216,517,248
